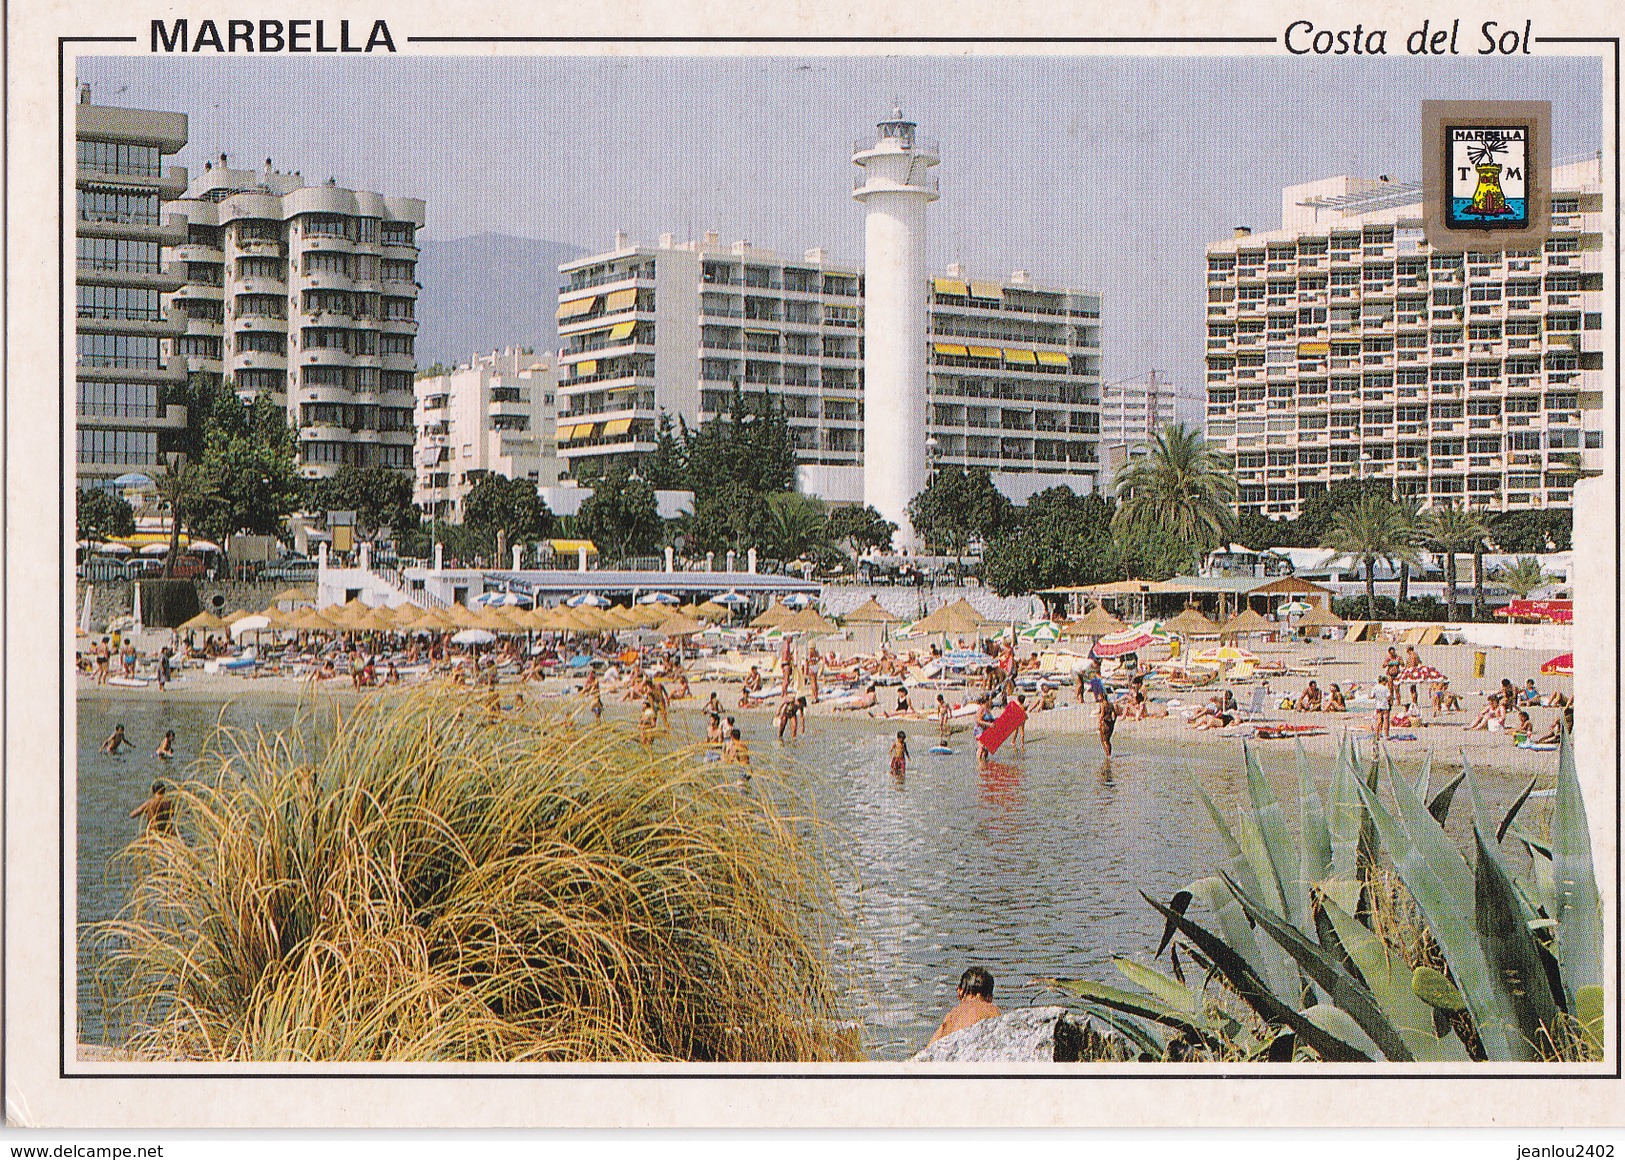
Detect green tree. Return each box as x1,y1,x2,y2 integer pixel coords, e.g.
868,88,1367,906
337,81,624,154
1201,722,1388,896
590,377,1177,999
983,488,1116,596
1292,477,1394,547
681,385,798,497
1106,521,1195,584
1111,423,1238,571
1494,555,1552,600
75,487,135,542
1422,503,1490,619
906,467,1013,570
155,455,217,578
577,465,662,560
825,503,897,558
1233,507,1295,551
763,492,830,562
1490,508,1571,553
682,482,772,557
305,464,419,542
463,473,556,559
1393,495,1426,607
641,411,688,490
1319,495,1421,619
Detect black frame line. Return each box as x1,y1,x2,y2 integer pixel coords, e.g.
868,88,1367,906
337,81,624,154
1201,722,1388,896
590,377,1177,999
39,32,1622,1090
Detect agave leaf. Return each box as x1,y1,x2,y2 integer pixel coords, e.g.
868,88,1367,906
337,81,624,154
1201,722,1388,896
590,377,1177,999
1141,892,1374,1062
1154,890,1193,958
1322,898,1469,1062
1187,876,1298,1005
1427,770,1465,826
1497,778,1538,844
1221,872,1414,1062
1353,773,1522,1060
1114,957,1201,1015
1300,1003,1381,1060
1412,965,1468,1012
1551,727,1603,1003
1038,977,1223,1048
1243,744,1305,929
1297,741,1333,888
1470,824,1560,1057
1327,733,1365,882
1079,1006,1169,1059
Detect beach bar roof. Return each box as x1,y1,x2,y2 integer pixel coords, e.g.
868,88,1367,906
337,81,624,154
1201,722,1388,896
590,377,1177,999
913,598,992,636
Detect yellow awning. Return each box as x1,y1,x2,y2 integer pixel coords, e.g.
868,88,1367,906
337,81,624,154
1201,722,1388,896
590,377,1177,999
604,288,637,311
603,417,633,437
1297,341,1331,355
607,320,636,340
557,294,597,319
968,345,1001,359
574,422,598,440
933,277,969,296
933,342,969,356
969,280,1003,299
550,539,598,555
575,360,598,377
1036,351,1069,366
1003,347,1037,364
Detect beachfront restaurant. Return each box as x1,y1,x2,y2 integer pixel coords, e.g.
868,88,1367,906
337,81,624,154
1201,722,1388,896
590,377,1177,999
1043,575,1336,625
390,564,820,612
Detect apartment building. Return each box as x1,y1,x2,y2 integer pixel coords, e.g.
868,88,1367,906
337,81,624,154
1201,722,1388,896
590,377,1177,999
169,158,426,478
414,347,562,521
556,233,1103,502
1099,370,1177,449
1204,159,1606,518
74,91,189,491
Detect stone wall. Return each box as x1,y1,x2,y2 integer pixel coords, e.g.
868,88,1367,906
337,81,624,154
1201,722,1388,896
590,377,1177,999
74,579,295,630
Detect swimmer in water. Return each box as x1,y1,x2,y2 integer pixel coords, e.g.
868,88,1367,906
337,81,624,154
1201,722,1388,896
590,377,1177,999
889,730,909,779
100,723,132,754
155,729,175,760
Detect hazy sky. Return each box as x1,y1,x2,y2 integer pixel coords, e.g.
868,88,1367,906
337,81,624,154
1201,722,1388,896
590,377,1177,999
79,53,1603,396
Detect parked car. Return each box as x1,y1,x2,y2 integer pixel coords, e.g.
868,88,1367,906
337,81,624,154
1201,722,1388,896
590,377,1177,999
167,554,206,579
259,555,317,582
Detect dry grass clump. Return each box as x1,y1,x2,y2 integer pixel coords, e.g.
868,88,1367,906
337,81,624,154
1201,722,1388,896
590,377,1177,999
93,688,855,1062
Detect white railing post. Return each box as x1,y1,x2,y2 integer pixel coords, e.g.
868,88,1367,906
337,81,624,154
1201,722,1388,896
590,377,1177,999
359,541,370,570
664,546,674,573
578,546,589,573
747,548,757,574
725,550,736,573
433,542,443,571
512,544,523,571
706,551,715,573
318,541,329,571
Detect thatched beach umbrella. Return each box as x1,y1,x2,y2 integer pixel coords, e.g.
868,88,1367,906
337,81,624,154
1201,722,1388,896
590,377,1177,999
1296,603,1344,628
1059,604,1127,639
1219,607,1275,638
655,612,707,638
1164,607,1221,637
750,602,793,629
691,600,731,623
271,587,315,610
781,606,836,635
842,597,901,625
912,598,990,636
179,609,228,632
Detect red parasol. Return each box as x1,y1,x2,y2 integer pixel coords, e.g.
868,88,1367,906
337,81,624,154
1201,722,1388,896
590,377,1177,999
1539,653,1573,676
1398,665,1445,682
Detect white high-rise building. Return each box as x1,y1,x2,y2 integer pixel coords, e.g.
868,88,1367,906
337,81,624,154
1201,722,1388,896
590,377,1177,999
1205,160,1606,517
74,92,189,491
169,158,426,478
414,347,561,521
1100,370,1177,448
852,109,939,545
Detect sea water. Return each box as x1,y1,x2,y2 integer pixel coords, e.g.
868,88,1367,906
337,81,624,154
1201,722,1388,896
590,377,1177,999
75,693,1536,1060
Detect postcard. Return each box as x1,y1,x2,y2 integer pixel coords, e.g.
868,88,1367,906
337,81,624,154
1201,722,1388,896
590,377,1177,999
4,0,1620,1131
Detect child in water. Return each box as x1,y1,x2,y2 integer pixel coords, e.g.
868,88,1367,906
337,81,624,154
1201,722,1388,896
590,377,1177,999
890,730,909,778
155,729,175,760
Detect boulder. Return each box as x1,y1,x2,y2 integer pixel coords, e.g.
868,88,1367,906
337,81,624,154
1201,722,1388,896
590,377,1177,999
909,1006,1085,1063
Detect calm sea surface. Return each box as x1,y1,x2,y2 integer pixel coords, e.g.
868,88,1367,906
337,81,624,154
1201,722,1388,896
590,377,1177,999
75,693,1535,1060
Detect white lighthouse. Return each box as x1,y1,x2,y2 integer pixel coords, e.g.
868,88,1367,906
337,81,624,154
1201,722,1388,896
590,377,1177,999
852,109,939,550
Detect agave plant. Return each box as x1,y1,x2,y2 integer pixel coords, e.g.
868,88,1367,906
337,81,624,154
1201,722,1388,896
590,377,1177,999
1042,729,1601,1062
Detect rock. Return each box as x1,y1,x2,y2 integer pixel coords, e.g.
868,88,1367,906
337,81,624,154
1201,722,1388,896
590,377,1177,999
909,1006,1085,1063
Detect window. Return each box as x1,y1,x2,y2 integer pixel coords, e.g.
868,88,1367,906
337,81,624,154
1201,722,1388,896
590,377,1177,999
303,328,349,351
235,293,285,319
1585,431,1604,449
76,237,160,273
355,218,380,244
177,335,220,358
303,290,351,314
1466,400,1501,416
353,331,379,355
378,444,411,469
1431,402,1464,419
236,331,285,354
381,259,414,281
76,188,158,225
76,284,162,321
77,139,162,177
76,333,159,368
382,297,415,320
1467,436,1501,454
380,333,413,355
300,441,347,465
236,369,284,393
1508,431,1543,450
304,252,350,276
77,379,158,418
1547,430,1579,449
304,215,348,238
1431,365,1464,382
381,221,415,245
78,426,158,465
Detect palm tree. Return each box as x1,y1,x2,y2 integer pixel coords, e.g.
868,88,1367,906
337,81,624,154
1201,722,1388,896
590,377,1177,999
1493,555,1553,599
764,492,830,563
1319,495,1421,619
155,454,216,579
1393,495,1426,608
1112,423,1238,571
1422,503,1490,619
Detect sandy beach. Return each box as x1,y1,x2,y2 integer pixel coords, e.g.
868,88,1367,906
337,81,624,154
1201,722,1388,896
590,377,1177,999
76,654,1570,778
